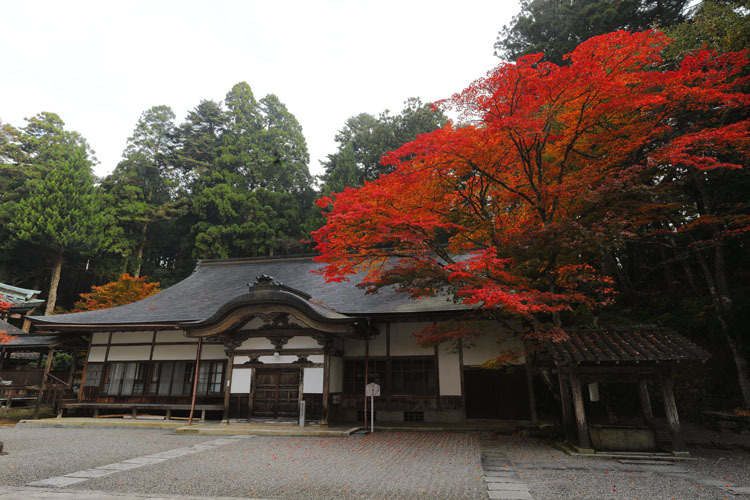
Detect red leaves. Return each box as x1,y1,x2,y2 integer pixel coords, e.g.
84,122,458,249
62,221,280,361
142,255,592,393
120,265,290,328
313,31,748,341
73,274,160,312
0,295,12,344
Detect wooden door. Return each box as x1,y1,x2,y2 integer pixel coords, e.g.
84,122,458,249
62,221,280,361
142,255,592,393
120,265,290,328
253,369,300,418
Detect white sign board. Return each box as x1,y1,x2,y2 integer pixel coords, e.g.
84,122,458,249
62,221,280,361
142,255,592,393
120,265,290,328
365,382,380,397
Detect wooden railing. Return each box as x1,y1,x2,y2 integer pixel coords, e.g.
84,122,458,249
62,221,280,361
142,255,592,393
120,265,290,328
0,369,45,388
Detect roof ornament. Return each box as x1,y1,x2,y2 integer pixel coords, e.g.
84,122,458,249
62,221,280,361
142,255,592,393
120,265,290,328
248,274,282,291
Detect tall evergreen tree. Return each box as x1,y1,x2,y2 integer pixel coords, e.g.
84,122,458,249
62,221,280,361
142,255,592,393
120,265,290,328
495,0,690,64
320,98,447,195
9,127,102,313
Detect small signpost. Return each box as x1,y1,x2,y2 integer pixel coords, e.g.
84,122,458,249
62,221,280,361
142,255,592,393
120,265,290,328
365,382,380,433
299,400,306,427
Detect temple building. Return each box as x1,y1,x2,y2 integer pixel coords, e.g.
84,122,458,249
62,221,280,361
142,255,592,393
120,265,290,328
27,256,710,452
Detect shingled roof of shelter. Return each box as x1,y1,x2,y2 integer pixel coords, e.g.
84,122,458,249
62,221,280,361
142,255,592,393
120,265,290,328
30,256,468,328
0,282,44,312
2,333,61,348
543,326,711,365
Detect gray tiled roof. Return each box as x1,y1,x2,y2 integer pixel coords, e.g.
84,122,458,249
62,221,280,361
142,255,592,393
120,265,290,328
30,256,467,327
544,327,711,365
0,319,25,336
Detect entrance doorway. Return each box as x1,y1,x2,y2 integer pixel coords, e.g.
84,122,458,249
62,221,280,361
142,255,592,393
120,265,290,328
464,367,530,419
253,369,300,418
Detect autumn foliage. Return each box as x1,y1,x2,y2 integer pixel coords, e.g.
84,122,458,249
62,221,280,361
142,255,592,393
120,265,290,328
0,295,12,344
313,31,749,342
73,274,160,312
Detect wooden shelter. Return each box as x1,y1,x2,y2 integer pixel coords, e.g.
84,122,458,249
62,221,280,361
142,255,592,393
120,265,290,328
538,326,711,452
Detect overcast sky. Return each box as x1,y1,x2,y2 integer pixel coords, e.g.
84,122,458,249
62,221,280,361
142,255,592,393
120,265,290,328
1,1,518,178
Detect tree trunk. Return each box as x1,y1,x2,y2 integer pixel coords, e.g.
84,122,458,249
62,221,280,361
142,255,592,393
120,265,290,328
696,248,750,407
44,250,63,315
134,223,148,278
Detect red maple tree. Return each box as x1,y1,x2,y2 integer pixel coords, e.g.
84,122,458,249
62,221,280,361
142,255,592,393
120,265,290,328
73,274,160,312
313,31,748,347
0,295,13,344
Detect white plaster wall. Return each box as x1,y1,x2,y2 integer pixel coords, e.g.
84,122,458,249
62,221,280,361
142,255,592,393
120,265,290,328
88,346,107,362
231,368,251,393
285,336,320,349
303,368,323,393
152,344,201,360
308,355,324,364
91,332,109,345
110,331,153,344
258,355,299,364
155,330,193,343
462,333,525,366
438,343,462,396
239,337,275,350
329,356,343,393
200,344,226,360
343,324,386,356
107,345,151,361
390,322,433,355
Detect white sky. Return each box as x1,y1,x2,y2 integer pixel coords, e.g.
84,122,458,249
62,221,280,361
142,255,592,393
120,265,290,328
0,0,518,178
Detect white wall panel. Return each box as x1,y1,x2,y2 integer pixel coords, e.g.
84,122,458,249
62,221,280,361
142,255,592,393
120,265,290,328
259,355,298,364
231,368,251,393
390,322,433,356
152,344,200,360
285,336,320,349
91,332,109,345
88,346,106,362
200,344,226,360
107,345,151,361
111,331,153,344
438,343,462,396
239,337,275,350
303,368,323,393
155,330,193,343
462,334,525,366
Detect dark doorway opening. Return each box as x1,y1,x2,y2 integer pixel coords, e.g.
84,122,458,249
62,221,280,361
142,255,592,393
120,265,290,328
464,367,530,419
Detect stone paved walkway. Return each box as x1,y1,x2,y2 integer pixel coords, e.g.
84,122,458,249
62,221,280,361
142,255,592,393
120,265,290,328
480,435,533,500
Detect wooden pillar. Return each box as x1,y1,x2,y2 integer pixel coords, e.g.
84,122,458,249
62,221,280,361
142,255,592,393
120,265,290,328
298,366,304,425
364,329,369,431
322,351,330,425
188,337,203,426
33,346,54,420
248,367,257,419
569,371,591,449
79,335,93,401
0,347,6,370
525,360,538,424
638,379,655,429
222,352,234,424
557,369,574,442
458,339,466,423
67,350,80,387
658,371,686,452
36,351,44,368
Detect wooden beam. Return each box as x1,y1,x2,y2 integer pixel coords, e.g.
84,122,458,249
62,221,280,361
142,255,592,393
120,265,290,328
458,339,466,423
234,348,325,357
188,337,203,425
569,371,591,449
222,352,234,424
658,371,686,452
33,346,55,419
248,367,257,418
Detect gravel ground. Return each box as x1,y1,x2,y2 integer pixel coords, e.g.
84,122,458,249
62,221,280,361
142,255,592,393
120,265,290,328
2,426,749,500
484,434,750,500
0,428,484,500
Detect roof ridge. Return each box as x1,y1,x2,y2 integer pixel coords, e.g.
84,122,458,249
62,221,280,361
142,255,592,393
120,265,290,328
199,254,317,266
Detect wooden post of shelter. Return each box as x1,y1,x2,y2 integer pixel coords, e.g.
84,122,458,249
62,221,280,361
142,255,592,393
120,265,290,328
222,350,234,424
638,379,655,430
658,370,686,452
0,347,6,370
524,349,538,424
33,346,54,420
188,337,203,425
364,329,369,432
569,371,591,449
557,369,574,442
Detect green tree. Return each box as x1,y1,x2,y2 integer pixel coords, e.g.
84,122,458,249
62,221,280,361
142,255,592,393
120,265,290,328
100,106,179,277
320,98,447,194
9,128,102,314
495,0,689,64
